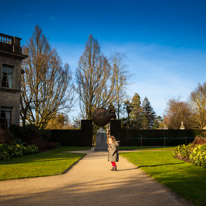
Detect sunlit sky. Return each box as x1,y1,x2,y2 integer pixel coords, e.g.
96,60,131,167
1,0,206,119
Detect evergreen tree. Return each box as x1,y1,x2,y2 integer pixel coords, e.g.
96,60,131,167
123,100,132,127
130,93,142,129
142,115,149,129
142,97,156,129
153,116,163,129
153,120,159,129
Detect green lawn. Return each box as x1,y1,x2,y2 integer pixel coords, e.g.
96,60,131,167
0,147,90,181
119,146,176,151
121,150,206,206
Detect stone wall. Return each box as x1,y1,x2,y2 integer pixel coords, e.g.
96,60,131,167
0,33,27,127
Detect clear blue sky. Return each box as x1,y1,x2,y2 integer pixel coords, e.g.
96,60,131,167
1,0,206,118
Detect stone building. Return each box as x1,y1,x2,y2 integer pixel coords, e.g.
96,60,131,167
0,33,27,129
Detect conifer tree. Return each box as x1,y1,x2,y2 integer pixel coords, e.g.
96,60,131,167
130,93,142,129
142,97,156,129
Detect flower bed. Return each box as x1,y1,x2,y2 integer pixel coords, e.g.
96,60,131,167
0,144,39,160
173,137,206,168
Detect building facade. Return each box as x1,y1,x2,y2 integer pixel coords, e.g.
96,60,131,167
0,33,27,129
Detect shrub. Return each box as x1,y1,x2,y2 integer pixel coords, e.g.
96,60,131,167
189,144,206,168
0,144,10,160
0,128,10,144
172,143,193,160
192,136,206,145
0,144,39,160
22,144,39,154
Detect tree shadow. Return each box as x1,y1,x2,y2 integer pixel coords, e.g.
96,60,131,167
137,162,186,168
117,167,139,171
0,175,192,206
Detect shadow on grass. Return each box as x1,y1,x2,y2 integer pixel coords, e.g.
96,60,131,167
117,167,139,171
0,152,85,165
137,162,186,168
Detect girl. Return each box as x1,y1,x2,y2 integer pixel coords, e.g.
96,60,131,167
108,136,119,171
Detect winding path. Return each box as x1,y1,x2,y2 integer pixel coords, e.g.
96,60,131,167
0,149,191,206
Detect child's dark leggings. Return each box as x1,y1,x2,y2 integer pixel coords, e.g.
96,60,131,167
111,162,116,167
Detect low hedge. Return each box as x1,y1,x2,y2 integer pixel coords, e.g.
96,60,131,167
0,144,39,160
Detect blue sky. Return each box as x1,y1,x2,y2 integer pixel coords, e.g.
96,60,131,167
1,0,206,118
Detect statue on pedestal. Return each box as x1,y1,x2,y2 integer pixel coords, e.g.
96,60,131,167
92,108,110,151
180,121,185,130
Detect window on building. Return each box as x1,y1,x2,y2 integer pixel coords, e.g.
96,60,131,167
1,65,13,88
0,107,12,129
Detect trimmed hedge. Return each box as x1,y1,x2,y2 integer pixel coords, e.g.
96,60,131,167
49,120,93,146
110,120,206,146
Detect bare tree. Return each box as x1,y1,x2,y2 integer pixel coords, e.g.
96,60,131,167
76,35,115,119
165,98,193,129
20,25,75,128
190,82,206,128
110,52,129,119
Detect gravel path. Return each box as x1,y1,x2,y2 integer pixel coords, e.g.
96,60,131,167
0,149,191,206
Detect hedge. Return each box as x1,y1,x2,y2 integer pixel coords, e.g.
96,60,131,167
49,120,93,146
110,120,206,146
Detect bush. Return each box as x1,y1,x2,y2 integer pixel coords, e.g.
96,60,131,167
22,144,39,154
192,136,206,145
172,143,193,160
0,144,39,160
173,142,206,168
0,128,10,144
189,144,206,168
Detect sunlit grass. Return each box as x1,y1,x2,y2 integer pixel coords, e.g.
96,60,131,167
0,147,90,180
119,146,176,151
121,150,206,206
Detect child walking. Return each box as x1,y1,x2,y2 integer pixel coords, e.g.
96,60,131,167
108,136,119,171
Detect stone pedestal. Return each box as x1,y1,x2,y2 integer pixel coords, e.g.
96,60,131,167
95,127,108,151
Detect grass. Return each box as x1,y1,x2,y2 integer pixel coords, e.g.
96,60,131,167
0,146,90,181
119,146,176,151
121,150,206,206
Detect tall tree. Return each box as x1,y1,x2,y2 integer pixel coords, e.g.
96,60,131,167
164,98,193,129
142,97,156,129
76,35,115,119
141,115,149,129
123,99,132,127
20,25,74,128
153,116,163,129
130,93,142,129
190,82,206,128
110,52,129,119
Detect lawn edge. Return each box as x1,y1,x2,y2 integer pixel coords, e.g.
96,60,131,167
61,153,87,174
0,152,87,181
